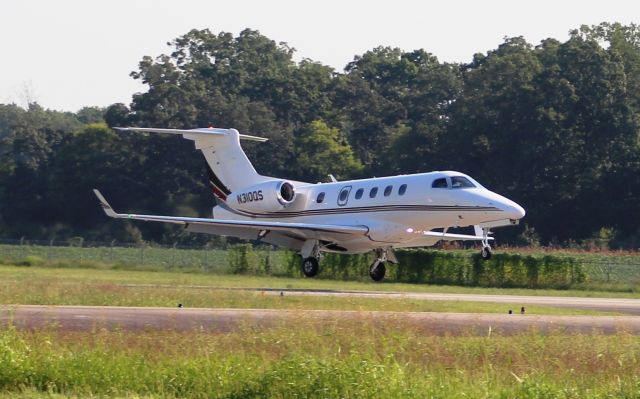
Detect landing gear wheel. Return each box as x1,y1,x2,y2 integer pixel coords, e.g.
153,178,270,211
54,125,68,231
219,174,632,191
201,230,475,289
369,261,386,282
301,257,319,277
480,246,493,261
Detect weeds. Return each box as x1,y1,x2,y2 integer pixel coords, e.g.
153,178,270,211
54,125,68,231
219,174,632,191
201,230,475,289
0,325,639,398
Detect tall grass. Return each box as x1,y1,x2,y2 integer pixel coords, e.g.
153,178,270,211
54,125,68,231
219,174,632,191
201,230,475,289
1,323,639,398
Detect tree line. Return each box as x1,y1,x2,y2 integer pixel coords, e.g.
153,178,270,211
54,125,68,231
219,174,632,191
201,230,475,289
0,22,638,248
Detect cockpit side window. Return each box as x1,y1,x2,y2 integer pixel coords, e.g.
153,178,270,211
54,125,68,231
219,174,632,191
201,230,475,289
451,176,476,189
432,178,448,189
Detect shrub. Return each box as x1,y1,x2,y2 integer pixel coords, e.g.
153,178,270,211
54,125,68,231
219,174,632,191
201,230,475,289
15,255,45,267
227,244,258,274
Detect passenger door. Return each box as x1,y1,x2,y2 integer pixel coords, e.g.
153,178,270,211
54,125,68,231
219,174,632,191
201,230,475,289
337,186,352,206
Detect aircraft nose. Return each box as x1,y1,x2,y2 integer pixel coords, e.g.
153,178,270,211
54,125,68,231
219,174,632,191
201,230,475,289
502,200,526,220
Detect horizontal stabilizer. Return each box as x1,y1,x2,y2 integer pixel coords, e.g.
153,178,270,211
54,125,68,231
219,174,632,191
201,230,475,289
113,127,268,142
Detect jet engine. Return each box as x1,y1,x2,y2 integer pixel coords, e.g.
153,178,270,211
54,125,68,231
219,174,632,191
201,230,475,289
230,180,297,213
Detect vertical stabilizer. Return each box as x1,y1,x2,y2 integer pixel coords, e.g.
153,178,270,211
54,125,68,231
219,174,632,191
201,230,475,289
114,127,269,200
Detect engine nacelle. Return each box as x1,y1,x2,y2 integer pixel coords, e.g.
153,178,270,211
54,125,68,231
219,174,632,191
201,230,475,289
230,180,296,213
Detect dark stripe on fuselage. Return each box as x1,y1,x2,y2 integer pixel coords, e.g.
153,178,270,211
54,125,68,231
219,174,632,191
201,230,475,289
211,185,228,201
203,156,231,196
227,204,501,219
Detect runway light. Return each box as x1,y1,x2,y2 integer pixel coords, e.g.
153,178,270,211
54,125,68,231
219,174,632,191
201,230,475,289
406,228,414,233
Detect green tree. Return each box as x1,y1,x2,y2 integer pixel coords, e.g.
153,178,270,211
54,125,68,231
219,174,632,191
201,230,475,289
294,120,362,182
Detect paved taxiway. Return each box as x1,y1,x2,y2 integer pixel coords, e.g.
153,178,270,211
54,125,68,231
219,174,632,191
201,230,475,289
2,304,640,336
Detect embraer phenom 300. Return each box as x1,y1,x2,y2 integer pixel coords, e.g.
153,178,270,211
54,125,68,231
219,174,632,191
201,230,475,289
94,127,525,281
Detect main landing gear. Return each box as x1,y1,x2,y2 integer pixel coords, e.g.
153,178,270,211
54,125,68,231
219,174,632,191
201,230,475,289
369,248,397,282
301,257,319,277
299,241,398,281
369,249,387,282
300,240,321,277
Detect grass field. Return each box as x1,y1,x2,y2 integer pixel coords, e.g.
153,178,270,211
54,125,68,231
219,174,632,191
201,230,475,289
1,324,640,398
1,260,639,397
3,242,640,286
2,263,640,299
0,265,610,315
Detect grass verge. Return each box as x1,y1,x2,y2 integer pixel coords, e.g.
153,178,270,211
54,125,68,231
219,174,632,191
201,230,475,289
0,265,621,314
2,263,640,299
1,324,640,398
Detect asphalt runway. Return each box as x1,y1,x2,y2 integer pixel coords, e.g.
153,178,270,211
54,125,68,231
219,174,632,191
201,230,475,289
120,284,640,315
260,289,640,315
2,305,640,335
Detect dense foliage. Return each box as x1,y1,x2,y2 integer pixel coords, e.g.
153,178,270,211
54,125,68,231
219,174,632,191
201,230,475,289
0,23,638,247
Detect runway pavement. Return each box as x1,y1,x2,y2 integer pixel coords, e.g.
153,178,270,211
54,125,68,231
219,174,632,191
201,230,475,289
251,288,640,314
120,284,640,315
2,305,640,335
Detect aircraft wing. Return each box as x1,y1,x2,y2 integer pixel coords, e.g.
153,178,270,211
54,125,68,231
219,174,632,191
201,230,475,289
93,190,368,242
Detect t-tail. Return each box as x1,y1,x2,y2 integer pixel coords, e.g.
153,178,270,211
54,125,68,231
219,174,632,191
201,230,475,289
114,127,270,202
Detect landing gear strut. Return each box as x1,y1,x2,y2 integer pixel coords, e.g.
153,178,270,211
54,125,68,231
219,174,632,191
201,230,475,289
369,248,389,282
480,228,492,260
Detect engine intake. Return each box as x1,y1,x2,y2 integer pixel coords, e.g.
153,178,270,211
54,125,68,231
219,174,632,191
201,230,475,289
230,180,297,213
278,181,295,204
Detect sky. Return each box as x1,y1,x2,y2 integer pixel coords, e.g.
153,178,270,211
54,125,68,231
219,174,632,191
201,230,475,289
1,0,638,112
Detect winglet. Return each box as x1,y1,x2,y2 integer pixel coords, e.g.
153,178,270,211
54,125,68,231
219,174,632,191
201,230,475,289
93,189,119,218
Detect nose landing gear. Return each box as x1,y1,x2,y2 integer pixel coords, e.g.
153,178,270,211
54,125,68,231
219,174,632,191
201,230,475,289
480,245,492,260
480,228,493,260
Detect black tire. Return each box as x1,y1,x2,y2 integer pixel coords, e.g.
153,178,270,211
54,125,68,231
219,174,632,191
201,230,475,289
369,262,386,282
301,257,319,277
480,247,492,260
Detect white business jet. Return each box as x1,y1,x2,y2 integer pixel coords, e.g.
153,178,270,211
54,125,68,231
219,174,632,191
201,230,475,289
94,127,525,281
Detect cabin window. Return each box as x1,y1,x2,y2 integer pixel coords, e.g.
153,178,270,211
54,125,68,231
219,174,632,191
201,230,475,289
316,192,325,203
384,185,393,197
355,188,364,199
451,176,476,189
369,187,378,198
432,178,448,189
398,184,407,195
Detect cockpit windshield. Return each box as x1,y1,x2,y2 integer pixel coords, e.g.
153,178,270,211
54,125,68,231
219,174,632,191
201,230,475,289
451,176,476,189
